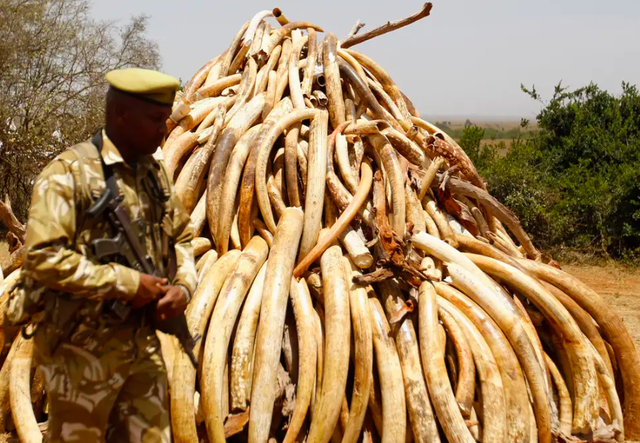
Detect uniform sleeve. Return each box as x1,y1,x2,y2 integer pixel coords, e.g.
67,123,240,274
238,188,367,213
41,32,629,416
168,187,197,298
22,159,140,300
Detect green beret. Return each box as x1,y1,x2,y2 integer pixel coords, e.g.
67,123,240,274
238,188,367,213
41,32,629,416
105,68,180,106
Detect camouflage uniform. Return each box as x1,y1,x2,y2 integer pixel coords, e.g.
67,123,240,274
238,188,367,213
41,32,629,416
22,130,197,443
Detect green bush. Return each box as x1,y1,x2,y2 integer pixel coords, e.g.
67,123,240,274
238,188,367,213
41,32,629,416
461,82,640,260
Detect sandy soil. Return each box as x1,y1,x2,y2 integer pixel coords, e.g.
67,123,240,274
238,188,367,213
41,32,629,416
563,263,640,354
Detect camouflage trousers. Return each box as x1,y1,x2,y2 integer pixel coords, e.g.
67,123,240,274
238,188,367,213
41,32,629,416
34,320,171,443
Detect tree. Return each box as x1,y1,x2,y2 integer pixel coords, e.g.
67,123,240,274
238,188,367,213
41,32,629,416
0,0,160,221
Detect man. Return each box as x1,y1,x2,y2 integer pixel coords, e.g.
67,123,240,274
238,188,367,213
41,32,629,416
21,68,197,442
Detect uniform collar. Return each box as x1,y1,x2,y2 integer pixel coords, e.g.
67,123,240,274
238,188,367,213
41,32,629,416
101,129,126,166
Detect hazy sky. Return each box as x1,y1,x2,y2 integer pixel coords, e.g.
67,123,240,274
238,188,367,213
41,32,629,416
90,0,640,119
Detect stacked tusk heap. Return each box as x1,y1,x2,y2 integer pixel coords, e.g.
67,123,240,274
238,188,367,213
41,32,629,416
1,5,639,443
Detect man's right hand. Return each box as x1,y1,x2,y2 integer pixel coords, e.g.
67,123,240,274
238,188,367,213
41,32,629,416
130,274,168,308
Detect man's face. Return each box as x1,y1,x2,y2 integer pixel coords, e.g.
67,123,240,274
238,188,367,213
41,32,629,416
121,99,172,156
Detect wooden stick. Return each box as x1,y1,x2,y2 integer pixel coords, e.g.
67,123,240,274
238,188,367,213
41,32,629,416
340,20,366,45
340,3,433,49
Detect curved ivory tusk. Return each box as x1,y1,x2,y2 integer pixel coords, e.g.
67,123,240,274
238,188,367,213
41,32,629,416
445,262,552,443
202,236,269,443
405,184,426,234
341,259,373,443
369,134,406,236
9,337,39,443
262,22,324,58
381,127,425,166
468,253,600,433
306,246,351,443
242,11,273,47
369,297,406,443
171,250,242,443
206,93,265,244
282,278,318,443
335,133,359,195
289,31,308,110
545,353,573,436
197,74,243,100
237,98,293,247
175,107,226,213
301,28,318,97
196,249,219,284
230,261,268,412
437,298,476,419
433,282,532,442
437,297,507,442
255,108,320,233
379,280,441,443
216,125,262,254
515,258,640,439
294,161,372,277
418,282,475,443
249,208,304,443
323,33,346,128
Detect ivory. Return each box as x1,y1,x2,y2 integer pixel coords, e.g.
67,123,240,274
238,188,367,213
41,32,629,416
175,106,226,213
249,21,266,58
272,7,290,25
263,70,278,119
445,263,552,443
306,245,351,443
323,33,346,128
369,297,406,443
198,74,243,99
294,162,372,277
216,125,262,254
433,282,531,442
381,127,425,167
256,45,282,97
207,93,265,243
253,218,274,248
283,278,318,443
341,260,373,443
437,298,475,419
189,191,207,237
274,39,293,104
343,119,390,136
243,11,273,46
255,108,320,233
196,249,218,283
165,131,199,178
262,22,324,57
192,237,212,257
405,184,426,235
9,338,40,443
515,258,640,438
379,280,441,443
238,98,293,246
369,134,406,236
297,110,329,259
418,282,475,443
301,28,318,96
224,57,258,125
339,227,374,269
171,250,242,443
418,157,445,201
422,195,458,247
285,122,302,207
202,236,269,443
545,353,573,436
249,208,304,443
210,21,250,84
469,254,600,433
437,297,507,442
230,262,268,411
366,78,404,123
184,57,219,99
335,133,358,194
289,31,308,110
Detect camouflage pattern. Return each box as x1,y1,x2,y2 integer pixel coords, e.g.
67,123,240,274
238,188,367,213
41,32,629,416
22,130,197,442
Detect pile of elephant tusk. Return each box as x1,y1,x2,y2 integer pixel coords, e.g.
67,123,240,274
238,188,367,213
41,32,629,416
2,5,640,443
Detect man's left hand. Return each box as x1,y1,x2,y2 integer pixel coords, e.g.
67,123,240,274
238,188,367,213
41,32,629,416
154,285,189,321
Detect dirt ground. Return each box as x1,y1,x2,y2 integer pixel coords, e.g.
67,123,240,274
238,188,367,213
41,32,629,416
562,263,640,355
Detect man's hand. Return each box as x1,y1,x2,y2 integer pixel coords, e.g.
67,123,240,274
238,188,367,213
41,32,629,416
154,285,189,321
130,274,168,309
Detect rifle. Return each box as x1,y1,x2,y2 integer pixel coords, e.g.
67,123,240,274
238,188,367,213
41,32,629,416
85,132,199,368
